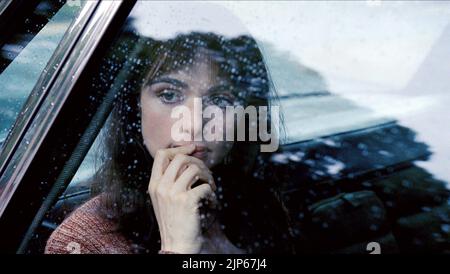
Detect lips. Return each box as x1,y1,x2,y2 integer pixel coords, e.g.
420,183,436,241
171,144,209,159
193,145,207,153
190,145,208,159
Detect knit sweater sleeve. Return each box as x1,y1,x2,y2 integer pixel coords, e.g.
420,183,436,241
44,196,133,254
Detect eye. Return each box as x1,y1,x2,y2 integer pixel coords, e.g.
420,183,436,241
157,89,184,104
209,94,235,108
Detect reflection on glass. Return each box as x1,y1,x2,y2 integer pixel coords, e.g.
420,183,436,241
0,1,83,147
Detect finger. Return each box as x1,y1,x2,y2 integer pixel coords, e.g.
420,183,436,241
172,164,216,193
162,154,211,184
188,183,214,204
151,144,196,180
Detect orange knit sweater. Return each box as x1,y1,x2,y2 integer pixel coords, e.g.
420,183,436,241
44,195,133,254
45,195,247,254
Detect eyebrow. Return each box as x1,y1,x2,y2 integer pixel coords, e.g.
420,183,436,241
147,76,188,89
207,84,234,94
148,76,234,95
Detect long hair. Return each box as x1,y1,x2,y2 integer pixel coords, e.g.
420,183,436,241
91,30,294,254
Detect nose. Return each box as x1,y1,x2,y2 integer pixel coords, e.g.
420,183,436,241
184,97,204,141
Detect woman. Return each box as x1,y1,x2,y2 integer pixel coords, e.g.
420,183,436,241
44,29,294,254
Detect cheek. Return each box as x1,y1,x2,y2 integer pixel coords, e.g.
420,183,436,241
140,98,174,157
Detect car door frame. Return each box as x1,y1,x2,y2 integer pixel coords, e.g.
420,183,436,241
0,0,136,253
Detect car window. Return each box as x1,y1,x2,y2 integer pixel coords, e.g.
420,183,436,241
0,0,126,253
20,1,450,254
0,0,83,148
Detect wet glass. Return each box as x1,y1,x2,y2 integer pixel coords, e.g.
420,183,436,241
0,0,84,149
36,1,450,254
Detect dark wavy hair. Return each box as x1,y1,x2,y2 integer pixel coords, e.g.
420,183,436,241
91,28,294,254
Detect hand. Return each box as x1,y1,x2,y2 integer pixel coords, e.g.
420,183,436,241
148,144,218,254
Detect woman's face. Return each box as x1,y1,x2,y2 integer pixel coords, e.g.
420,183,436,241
140,57,237,168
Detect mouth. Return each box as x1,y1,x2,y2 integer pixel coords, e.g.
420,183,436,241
190,145,209,160
171,143,210,159
190,150,208,160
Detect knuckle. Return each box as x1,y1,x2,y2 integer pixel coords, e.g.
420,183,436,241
205,184,213,192
155,149,166,158
206,172,214,181
190,157,204,167
190,164,201,173
198,160,207,168
203,186,213,196
174,154,188,163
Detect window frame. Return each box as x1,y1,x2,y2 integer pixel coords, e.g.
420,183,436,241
0,0,98,181
0,0,137,253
